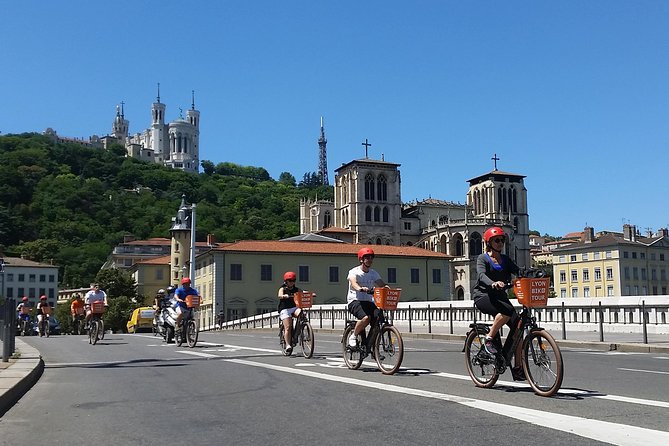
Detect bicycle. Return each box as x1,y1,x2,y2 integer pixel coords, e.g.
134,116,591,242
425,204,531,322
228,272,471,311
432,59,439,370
38,313,51,337
175,295,199,348
278,291,315,358
72,311,85,335
18,315,31,336
88,301,106,345
341,288,404,375
464,277,564,397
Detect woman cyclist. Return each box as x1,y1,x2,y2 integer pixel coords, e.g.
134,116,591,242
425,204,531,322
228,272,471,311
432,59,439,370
473,226,525,381
277,271,302,355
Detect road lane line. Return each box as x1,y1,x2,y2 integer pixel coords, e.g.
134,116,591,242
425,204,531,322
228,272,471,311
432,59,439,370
177,351,219,358
226,358,669,446
618,367,669,376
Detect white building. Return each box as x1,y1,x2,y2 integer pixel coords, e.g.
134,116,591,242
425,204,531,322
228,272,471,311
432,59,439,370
1,256,59,306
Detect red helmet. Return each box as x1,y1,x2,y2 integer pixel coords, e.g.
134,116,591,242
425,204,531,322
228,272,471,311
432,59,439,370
181,277,191,285
283,271,296,281
22,296,28,302
483,226,506,243
357,247,375,261
40,295,47,300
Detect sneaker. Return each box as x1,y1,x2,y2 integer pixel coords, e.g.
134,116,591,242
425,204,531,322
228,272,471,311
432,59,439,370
483,337,497,355
511,367,526,381
348,334,357,348
285,346,293,355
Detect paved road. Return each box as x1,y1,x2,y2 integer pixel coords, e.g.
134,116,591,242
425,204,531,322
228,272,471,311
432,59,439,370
1,330,668,446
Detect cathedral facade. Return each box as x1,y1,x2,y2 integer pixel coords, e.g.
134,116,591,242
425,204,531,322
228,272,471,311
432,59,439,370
300,146,530,300
103,87,200,173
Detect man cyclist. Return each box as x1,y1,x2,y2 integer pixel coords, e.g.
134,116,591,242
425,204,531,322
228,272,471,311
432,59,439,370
70,294,85,332
36,295,52,337
277,271,302,355
473,226,525,381
84,283,108,327
346,247,388,349
153,288,169,327
173,278,199,332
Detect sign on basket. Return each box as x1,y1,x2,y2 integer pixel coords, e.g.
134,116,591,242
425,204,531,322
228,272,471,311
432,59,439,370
295,291,313,309
90,301,105,314
514,277,550,308
373,288,402,310
186,295,200,308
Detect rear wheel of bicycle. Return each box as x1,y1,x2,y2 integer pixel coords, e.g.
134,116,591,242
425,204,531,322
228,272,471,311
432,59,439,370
341,325,364,370
89,322,99,345
186,320,198,348
522,329,563,397
299,322,314,359
464,329,499,388
373,325,404,375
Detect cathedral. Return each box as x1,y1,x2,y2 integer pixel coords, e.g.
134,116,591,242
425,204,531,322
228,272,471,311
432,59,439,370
300,126,530,300
102,85,200,173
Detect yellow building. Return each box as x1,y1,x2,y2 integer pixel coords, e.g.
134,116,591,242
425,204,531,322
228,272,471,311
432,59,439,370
130,255,171,304
193,239,452,320
552,225,669,298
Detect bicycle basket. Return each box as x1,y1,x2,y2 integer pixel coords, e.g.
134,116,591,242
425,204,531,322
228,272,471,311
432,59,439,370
295,291,313,309
373,288,401,310
185,295,200,309
514,277,550,307
90,301,105,314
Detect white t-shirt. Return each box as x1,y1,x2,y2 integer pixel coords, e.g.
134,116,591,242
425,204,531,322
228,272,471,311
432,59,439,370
84,289,107,304
347,265,382,304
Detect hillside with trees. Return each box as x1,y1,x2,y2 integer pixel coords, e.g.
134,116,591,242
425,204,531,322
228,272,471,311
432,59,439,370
0,133,332,289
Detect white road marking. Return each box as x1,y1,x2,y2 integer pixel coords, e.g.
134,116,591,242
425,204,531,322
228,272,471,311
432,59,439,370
618,367,669,376
225,358,669,446
177,350,219,358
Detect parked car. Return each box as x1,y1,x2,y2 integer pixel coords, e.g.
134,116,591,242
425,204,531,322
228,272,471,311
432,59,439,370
32,316,61,336
127,307,156,333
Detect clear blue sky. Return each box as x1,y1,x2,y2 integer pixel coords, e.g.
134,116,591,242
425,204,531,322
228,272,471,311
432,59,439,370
2,1,668,237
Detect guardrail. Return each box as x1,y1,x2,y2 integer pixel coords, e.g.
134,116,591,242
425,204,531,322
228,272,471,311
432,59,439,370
206,296,669,344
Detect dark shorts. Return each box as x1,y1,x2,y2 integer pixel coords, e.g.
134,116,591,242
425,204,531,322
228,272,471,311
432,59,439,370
348,300,381,321
474,294,518,327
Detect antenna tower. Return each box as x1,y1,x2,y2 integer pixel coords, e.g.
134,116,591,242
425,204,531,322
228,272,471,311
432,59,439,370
318,117,329,185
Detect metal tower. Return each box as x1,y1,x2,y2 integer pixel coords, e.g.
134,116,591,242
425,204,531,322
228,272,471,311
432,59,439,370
318,117,329,185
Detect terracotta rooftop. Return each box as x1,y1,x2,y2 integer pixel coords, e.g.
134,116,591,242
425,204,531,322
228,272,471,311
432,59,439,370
208,240,451,259
135,255,171,265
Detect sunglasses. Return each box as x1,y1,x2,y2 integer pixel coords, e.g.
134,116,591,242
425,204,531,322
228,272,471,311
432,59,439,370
491,237,505,243
286,279,295,282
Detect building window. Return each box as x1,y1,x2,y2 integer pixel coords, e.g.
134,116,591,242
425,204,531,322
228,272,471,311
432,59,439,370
48,275,55,282
559,255,565,263
29,274,36,283
299,265,310,283
18,287,24,298
652,269,657,280
661,254,665,261
39,274,46,282
377,175,388,201
156,269,164,280
329,266,339,283
6,274,13,282
633,267,638,280
260,264,272,281
571,270,578,282
624,267,630,280
365,206,372,222
623,251,629,259
583,287,590,298
560,289,566,298
582,269,589,281
6,288,13,298
404,222,411,230
571,288,578,298
410,268,420,284
582,253,588,261
382,207,389,222
606,251,612,259
230,264,242,281
364,174,375,200
632,252,637,259
662,270,667,281
374,207,380,222
640,252,645,259
432,269,441,284
594,268,601,281
387,268,397,284
570,255,577,262
18,274,25,282
606,267,613,280
641,269,647,280
607,286,614,296
559,271,566,283
594,252,600,260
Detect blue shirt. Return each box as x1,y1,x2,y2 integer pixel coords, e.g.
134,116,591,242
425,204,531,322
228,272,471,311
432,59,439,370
174,286,199,309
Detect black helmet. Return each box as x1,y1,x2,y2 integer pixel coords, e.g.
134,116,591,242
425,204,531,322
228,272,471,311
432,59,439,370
166,286,176,293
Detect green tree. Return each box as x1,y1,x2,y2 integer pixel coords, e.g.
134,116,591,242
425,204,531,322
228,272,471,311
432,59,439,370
279,171,296,186
95,268,137,300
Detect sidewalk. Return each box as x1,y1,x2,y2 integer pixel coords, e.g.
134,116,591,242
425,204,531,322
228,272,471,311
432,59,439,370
0,338,44,417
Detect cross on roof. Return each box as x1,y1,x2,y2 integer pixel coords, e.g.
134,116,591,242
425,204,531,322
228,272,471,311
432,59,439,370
362,138,372,158
491,153,500,170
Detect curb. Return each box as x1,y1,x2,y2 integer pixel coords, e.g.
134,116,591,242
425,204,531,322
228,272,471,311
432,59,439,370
0,339,44,417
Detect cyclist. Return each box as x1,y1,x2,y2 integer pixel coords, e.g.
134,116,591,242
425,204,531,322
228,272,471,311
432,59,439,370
70,294,85,328
173,278,199,333
84,283,108,327
36,295,52,336
16,296,31,328
473,226,524,381
346,247,388,349
153,288,169,326
277,271,302,355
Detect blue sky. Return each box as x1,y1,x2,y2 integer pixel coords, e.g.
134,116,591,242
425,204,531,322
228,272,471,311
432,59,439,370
1,1,668,237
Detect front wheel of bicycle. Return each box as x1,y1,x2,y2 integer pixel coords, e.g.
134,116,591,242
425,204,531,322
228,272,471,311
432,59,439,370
89,322,99,345
279,325,290,356
186,320,198,348
522,329,564,397
341,325,364,370
299,322,314,359
373,325,403,375
464,329,499,388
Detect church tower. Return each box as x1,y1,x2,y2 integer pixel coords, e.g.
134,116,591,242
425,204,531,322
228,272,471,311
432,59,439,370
465,155,530,267
111,102,129,140
150,83,168,158
170,195,193,284
334,141,402,245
